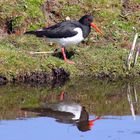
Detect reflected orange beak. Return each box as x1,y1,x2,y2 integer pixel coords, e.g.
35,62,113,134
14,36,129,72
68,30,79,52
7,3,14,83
88,120,94,129
90,23,104,35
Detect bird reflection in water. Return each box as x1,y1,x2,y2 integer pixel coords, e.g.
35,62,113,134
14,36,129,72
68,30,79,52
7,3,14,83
21,91,101,132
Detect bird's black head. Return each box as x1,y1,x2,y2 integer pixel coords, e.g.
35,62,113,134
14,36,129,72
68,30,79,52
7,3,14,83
79,15,103,35
79,15,94,26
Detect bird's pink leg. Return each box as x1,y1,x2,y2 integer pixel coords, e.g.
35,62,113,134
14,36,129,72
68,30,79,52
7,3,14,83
59,91,65,101
61,47,75,64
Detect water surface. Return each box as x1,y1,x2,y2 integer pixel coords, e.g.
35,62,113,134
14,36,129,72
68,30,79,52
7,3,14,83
0,78,140,140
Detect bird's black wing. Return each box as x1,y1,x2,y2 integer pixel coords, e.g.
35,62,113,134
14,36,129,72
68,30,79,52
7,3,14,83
25,21,79,38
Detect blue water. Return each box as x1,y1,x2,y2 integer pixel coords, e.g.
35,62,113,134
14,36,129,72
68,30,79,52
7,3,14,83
0,115,140,140
0,80,140,140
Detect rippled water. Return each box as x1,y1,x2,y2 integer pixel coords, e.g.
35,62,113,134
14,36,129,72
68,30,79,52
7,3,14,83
0,78,140,140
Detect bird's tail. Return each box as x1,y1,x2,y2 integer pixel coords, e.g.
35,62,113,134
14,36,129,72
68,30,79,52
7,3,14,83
24,30,46,37
24,31,37,35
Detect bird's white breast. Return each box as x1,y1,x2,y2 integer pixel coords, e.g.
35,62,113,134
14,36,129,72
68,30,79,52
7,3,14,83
56,102,82,120
46,102,82,120
48,28,84,47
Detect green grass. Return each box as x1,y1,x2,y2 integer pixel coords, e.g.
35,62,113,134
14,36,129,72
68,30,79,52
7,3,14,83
0,0,140,81
0,0,45,30
0,34,78,80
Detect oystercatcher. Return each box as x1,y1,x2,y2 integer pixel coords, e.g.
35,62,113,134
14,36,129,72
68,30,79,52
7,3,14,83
25,15,103,64
21,102,101,132
21,91,101,132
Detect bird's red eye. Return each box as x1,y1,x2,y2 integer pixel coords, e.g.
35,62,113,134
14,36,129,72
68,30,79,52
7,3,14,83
86,18,90,21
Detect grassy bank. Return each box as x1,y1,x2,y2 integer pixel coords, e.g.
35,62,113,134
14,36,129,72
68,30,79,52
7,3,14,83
0,0,140,81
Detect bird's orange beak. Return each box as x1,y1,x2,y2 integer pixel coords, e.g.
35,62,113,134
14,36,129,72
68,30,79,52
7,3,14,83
90,23,104,35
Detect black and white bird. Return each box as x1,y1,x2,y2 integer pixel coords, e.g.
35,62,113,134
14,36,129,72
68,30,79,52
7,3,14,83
21,91,101,132
21,101,101,132
25,15,103,64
